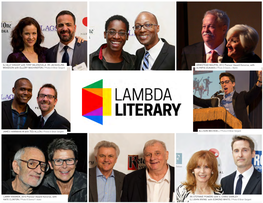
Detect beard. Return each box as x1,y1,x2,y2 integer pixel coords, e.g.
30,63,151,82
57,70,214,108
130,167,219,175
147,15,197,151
58,29,75,43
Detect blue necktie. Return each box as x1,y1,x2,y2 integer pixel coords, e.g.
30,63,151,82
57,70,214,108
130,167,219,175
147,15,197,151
235,174,243,194
62,45,69,66
142,51,150,70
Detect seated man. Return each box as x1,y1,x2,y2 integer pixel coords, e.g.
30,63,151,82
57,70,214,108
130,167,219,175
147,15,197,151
90,15,136,70
2,146,55,194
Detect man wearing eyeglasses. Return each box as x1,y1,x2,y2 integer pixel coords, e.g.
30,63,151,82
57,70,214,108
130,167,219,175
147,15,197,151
133,11,175,70
194,71,262,128
90,15,136,70
2,146,55,194
42,138,87,202
36,83,70,131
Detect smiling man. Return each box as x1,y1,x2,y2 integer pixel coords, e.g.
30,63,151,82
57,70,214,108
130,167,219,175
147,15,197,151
2,146,55,194
89,141,125,202
194,71,262,128
2,78,37,129
42,138,87,202
221,136,261,194
37,83,70,131
90,15,136,70
121,139,175,202
46,10,87,70
134,11,175,70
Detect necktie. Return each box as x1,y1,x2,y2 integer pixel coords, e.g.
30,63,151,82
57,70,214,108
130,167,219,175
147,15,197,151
39,117,44,128
235,174,243,194
142,51,150,70
207,50,217,63
62,45,69,66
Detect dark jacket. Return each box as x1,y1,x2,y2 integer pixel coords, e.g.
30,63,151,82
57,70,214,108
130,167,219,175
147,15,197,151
2,99,37,129
236,53,262,63
42,171,87,202
90,44,136,70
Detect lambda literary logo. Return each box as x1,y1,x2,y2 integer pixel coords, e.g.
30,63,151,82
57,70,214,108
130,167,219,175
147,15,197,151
82,80,111,125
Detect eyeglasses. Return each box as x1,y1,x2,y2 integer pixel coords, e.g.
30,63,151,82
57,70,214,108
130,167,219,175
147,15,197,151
38,94,55,99
106,30,127,37
19,159,49,172
219,80,231,85
53,158,76,166
133,23,158,31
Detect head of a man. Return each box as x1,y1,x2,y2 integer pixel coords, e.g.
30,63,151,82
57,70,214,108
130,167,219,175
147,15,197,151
143,139,168,174
94,141,119,177
12,78,32,105
231,136,255,173
37,84,58,117
104,15,129,53
219,72,235,95
48,138,78,183
201,9,229,49
56,10,76,44
134,11,159,50
12,147,48,193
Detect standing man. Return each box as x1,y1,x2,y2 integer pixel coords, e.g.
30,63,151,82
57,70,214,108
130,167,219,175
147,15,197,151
2,78,37,129
134,11,175,70
89,141,125,202
2,147,55,194
181,9,233,70
121,139,174,202
46,10,87,70
90,15,136,70
221,136,261,194
37,84,70,131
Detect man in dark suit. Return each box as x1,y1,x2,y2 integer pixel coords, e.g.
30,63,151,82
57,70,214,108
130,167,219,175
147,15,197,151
89,141,125,202
46,10,87,70
2,78,37,129
221,136,262,194
36,84,70,131
134,11,175,70
181,9,233,70
194,71,262,128
121,139,174,202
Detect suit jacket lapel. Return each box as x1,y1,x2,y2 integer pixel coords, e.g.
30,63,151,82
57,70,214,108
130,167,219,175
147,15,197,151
243,168,260,194
53,44,59,62
232,91,237,113
114,170,122,202
151,42,168,70
5,100,15,128
89,167,98,202
43,110,56,128
138,168,147,201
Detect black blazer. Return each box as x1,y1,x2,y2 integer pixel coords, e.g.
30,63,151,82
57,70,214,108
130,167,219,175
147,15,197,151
181,41,233,70
2,99,37,129
37,110,70,131
194,84,262,128
221,168,262,194
135,38,175,70
121,165,174,202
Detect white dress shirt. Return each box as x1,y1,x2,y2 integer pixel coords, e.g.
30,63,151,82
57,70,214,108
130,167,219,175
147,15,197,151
56,37,76,65
204,40,226,63
233,165,254,194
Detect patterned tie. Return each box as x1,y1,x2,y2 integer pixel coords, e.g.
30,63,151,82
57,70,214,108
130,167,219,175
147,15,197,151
142,51,150,70
235,174,243,194
39,117,44,128
62,45,69,66
207,50,217,63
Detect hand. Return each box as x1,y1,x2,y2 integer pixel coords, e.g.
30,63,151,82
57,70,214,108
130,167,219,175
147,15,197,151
256,70,262,87
76,36,86,43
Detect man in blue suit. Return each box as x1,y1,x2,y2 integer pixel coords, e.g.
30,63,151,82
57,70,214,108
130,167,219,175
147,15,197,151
46,10,87,70
221,136,261,194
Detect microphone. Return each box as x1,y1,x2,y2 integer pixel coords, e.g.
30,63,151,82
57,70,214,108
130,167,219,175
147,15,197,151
211,89,223,98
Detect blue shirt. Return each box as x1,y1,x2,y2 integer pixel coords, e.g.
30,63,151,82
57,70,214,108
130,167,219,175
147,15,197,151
221,91,236,117
96,167,116,202
11,105,28,129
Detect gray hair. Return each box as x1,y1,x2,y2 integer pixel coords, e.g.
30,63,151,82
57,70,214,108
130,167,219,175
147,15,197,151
226,24,259,53
203,9,230,32
143,139,167,155
94,140,120,157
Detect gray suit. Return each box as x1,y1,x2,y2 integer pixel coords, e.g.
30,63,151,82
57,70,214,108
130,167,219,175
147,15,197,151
46,37,87,68
89,167,125,202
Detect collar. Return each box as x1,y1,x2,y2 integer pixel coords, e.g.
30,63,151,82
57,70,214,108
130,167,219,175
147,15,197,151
204,40,226,56
42,109,55,123
11,102,28,114
96,166,115,178
144,38,164,59
146,164,170,183
235,165,254,180
58,37,76,53
223,90,235,99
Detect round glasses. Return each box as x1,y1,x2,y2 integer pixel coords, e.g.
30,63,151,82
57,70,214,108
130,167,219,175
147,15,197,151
19,159,49,172
53,158,76,166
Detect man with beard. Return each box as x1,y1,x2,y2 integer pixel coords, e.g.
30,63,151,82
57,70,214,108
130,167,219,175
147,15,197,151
46,10,87,70
2,147,55,194
2,78,37,129
181,9,233,70
36,84,70,131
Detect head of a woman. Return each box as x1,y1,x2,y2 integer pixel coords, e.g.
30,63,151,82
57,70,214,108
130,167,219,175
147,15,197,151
226,24,259,62
11,17,44,53
184,150,219,192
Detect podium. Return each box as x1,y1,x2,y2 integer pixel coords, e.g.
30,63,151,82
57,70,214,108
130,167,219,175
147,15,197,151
193,107,242,131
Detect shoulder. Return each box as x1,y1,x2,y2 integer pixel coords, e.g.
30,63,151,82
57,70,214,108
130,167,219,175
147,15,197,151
47,44,59,52
27,105,38,118
221,171,236,182
135,47,145,55
176,184,191,202
125,168,145,180
114,169,126,178
161,38,175,50
75,39,87,49
37,185,57,194
182,42,203,53
214,187,223,195
7,52,24,62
